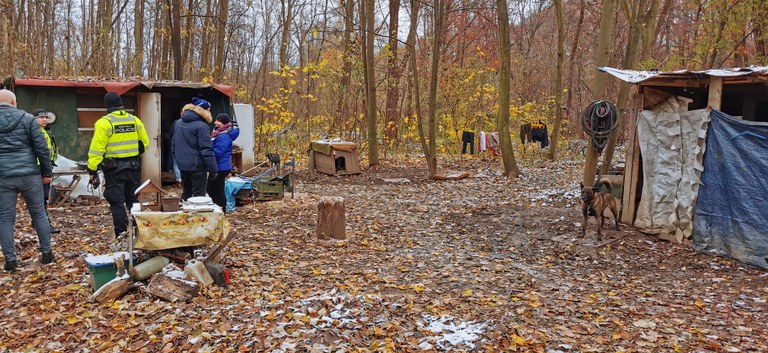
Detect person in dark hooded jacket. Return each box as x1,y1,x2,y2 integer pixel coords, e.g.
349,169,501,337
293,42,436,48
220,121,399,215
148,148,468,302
172,97,218,201
0,89,54,271
207,113,239,210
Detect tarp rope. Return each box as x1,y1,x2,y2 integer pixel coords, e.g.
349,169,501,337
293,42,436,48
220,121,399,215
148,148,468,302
581,100,619,152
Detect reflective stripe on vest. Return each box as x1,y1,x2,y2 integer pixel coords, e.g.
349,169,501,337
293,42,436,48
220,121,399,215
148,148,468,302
103,113,141,158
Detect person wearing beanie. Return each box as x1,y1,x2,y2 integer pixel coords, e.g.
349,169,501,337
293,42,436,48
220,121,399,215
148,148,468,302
207,113,239,210
172,97,218,201
87,92,150,238
33,108,61,234
0,89,54,271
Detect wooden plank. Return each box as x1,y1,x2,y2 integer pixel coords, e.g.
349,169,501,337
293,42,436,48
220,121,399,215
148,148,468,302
621,92,644,225
708,76,723,110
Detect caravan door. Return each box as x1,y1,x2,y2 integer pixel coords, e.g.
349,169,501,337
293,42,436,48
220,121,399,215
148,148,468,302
138,92,161,186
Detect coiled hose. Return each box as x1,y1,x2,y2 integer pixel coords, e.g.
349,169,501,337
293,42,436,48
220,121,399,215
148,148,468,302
581,100,619,152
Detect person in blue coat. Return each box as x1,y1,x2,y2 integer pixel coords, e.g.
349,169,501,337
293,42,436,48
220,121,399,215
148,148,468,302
207,113,239,210
171,97,217,201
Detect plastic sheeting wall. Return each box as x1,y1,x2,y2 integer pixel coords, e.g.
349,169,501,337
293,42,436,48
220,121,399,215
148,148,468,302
634,97,709,242
693,110,768,269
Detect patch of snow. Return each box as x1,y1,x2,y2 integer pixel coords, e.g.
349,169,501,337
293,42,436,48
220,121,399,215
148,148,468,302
84,251,132,266
421,315,487,349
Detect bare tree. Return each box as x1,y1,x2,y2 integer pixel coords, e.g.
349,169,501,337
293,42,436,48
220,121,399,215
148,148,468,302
425,0,446,177
384,0,401,152
214,0,229,80
364,0,379,166
548,0,566,161
583,0,615,186
497,0,520,177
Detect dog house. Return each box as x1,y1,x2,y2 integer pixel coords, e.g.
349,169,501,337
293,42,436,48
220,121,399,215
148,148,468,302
309,140,361,175
7,77,255,187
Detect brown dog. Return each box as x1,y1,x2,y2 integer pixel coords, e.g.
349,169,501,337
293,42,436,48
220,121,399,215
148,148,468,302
580,177,619,240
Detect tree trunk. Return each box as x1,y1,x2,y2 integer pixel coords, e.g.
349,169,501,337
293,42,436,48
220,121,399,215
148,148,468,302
364,0,379,167
426,0,445,178
214,0,229,80
384,0,401,152
170,0,183,80
548,0,565,161
279,0,293,87
601,0,662,176
336,0,355,138
496,0,520,177
182,0,194,77
133,0,145,75
317,197,345,240
200,0,214,74
583,0,615,186
564,0,584,128
407,0,428,172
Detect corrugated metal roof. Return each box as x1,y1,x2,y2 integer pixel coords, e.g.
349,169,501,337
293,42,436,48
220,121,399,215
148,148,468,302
14,77,234,97
599,66,768,84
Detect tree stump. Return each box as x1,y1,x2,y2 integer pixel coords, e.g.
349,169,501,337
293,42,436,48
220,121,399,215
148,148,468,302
317,196,345,240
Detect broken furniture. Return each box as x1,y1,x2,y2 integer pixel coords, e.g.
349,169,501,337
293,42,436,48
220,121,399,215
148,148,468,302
50,170,83,206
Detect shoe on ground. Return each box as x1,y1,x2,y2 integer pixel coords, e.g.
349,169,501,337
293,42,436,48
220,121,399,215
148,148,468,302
42,252,54,264
4,260,17,272
50,227,61,234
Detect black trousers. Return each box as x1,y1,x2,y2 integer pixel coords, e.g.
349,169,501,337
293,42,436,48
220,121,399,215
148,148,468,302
181,171,208,201
103,168,140,236
206,171,229,210
461,131,475,154
42,183,53,226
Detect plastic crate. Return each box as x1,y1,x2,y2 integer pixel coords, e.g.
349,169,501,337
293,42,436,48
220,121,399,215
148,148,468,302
254,178,284,201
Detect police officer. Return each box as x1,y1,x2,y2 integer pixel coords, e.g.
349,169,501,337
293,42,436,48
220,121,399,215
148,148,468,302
33,108,60,234
87,92,149,238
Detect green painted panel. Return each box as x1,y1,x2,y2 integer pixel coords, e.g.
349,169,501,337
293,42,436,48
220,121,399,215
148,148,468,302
16,87,90,162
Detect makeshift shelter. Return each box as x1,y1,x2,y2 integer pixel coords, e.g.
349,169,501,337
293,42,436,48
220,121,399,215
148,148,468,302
309,140,361,175
603,66,768,269
5,77,255,187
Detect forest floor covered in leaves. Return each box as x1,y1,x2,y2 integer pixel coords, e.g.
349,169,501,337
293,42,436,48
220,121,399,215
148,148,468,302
1,155,767,353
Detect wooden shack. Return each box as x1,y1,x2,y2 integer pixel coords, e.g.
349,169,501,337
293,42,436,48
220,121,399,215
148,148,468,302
602,66,768,242
309,140,361,176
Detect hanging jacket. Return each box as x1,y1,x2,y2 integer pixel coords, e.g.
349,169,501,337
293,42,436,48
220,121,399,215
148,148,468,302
172,104,217,173
0,104,52,178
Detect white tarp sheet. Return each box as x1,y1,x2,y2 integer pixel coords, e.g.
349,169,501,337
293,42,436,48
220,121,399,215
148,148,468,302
634,97,710,242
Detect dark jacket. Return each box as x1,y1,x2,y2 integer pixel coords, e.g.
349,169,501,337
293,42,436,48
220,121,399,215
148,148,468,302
172,104,217,173
212,127,240,172
0,104,52,178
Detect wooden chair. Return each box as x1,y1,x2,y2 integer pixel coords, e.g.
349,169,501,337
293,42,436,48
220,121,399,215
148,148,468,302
51,175,81,206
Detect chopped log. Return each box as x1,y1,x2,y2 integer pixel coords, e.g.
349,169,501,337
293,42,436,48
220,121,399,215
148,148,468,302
205,229,238,263
145,272,200,302
432,170,469,180
316,196,345,240
91,275,139,304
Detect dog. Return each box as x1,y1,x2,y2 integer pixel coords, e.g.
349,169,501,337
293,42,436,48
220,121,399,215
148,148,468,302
580,177,620,241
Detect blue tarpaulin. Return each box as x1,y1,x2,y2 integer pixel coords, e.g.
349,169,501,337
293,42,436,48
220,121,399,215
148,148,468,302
693,110,768,269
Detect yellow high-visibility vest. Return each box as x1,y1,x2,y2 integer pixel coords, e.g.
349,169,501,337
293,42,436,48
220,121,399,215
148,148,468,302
87,111,149,171
37,126,56,166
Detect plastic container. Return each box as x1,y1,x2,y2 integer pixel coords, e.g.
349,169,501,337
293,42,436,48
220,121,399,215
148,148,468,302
131,256,169,281
85,252,137,291
184,259,214,286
